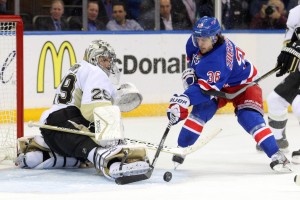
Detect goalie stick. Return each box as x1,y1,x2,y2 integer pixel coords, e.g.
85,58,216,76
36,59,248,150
115,116,176,185
28,121,221,156
201,65,281,99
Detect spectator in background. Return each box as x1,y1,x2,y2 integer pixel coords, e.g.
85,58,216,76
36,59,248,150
35,0,69,31
250,0,287,29
171,0,195,28
98,0,118,25
160,0,191,30
69,1,106,31
0,0,6,14
125,0,142,21
106,2,144,31
281,0,290,11
63,0,82,16
249,0,268,18
137,0,155,30
286,0,299,12
222,0,251,29
195,0,214,19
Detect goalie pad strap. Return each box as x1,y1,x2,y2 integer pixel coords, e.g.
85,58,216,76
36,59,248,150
282,47,300,59
100,147,147,169
51,150,57,167
107,147,147,165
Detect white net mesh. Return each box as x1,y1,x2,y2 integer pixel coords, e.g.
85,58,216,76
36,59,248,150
0,21,18,161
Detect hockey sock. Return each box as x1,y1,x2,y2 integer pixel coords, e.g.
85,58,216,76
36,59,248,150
268,117,287,140
254,127,278,158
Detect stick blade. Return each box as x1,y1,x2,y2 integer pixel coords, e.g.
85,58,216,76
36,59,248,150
115,170,153,185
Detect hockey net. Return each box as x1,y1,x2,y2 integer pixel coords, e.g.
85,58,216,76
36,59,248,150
0,16,24,162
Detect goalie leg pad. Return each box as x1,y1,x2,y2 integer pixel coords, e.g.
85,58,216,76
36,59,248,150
15,151,80,169
18,135,51,154
16,135,80,169
93,145,149,180
15,151,44,168
109,161,150,179
34,152,80,169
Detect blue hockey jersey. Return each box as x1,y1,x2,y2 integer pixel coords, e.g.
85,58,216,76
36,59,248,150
184,37,259,105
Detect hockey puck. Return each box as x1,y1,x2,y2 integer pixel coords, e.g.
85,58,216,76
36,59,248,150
163,171,172,182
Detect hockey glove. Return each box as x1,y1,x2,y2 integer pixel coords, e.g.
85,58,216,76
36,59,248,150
276,40,300,77
167,94,190,125
182,68,197,90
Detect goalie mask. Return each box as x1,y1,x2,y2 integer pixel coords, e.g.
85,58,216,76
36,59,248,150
84,40,120,84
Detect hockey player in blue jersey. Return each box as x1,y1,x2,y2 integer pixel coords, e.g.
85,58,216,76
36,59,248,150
167,16,292,173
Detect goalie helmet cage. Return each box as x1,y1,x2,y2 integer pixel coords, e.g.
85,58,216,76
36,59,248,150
0,15,24,161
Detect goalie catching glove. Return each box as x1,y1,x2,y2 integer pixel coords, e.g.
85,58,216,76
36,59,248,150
276,40,300,77
112,82,143,112
167,94,190,125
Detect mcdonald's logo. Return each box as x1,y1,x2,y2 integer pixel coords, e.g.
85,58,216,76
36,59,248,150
37,41,77,93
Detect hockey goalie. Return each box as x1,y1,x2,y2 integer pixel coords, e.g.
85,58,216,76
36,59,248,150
15,39,149,180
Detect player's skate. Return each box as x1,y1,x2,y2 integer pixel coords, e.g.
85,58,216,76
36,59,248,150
172,154,185,169
292,150,300,164
256,130,289,152
270,151,292,173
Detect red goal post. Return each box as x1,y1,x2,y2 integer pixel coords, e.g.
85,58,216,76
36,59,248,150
0,15,24,161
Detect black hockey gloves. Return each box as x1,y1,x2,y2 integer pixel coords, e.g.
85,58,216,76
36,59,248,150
276,40,300,77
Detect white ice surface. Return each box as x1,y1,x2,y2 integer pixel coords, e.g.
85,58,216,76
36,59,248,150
1,114,300,200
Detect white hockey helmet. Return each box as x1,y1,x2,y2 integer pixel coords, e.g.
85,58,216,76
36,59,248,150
84,40,120,84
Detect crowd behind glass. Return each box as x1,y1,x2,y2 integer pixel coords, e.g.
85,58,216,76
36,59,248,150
1,0,298,31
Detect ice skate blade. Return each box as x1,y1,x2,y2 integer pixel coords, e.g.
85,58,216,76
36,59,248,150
173,162,181,170
272,163,293,173
292,156,300,164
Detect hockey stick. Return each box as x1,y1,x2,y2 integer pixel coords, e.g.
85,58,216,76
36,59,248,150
28,121,95,137
126,128,222,156
28,121,221,156
202,65,281,99
115,116,176,185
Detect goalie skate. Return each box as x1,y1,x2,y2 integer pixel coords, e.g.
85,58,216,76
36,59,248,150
270,151,292,173
109,161,150,179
